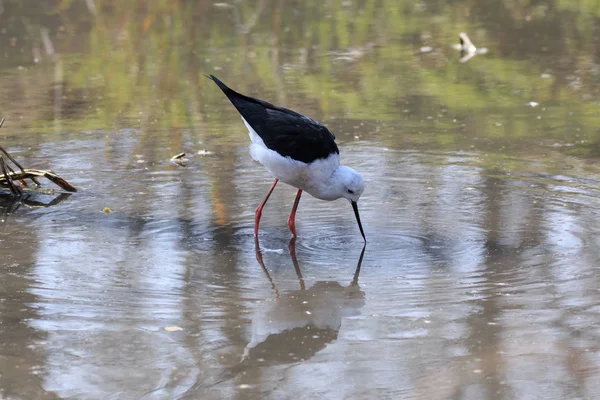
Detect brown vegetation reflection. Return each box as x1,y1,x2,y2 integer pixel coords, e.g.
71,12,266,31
2,0,600,156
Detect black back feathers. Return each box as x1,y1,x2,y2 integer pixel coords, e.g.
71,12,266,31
208,75,339,163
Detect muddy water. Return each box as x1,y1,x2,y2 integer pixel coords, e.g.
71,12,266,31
2,1,600,399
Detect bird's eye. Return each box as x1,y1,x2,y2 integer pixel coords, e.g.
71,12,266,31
347,189,354,194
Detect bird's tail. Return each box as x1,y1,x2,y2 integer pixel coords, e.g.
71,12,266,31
205,74,254,115
205,74,231,93
206,74,277,117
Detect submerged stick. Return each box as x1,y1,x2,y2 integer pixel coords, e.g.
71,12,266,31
0,120,77,195
0,156,22,195
0,145,24,173
0,169,77,192
0,119,38,186
0,119,25,174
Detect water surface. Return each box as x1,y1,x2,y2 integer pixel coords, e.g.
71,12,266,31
2,1,600,399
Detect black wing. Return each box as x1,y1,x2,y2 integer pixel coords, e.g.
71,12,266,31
208,75,339,163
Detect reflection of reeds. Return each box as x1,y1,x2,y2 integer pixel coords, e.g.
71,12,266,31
4,0,600,142
0,0,599,168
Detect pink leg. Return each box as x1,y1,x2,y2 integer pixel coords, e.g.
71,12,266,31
287,189,302,236
255,178,278,236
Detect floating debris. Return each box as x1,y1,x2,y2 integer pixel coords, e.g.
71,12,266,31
164,326,183,332
171,152,186,160
213,2,234,9
453,32,488,63
0,120,77,196
103,207,111,214
527,101,539,107
197,149,214,156
170,152,188,167
0,167,77,194
328,42,377,62
458,32,477,54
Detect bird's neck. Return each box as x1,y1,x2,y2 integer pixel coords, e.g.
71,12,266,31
305,166,344,201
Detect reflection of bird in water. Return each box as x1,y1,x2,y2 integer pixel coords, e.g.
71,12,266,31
240,238,366,367
188,240,366,394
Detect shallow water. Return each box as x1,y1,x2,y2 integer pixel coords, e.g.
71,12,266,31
2,1,600,399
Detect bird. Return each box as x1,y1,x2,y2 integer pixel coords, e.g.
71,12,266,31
207,75,366,241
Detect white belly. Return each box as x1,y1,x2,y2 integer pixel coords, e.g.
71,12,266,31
249,142,308,186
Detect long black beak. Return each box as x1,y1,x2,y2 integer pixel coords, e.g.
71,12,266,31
351,201,366,242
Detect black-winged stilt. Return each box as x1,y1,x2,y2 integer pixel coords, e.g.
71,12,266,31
208,75,366,241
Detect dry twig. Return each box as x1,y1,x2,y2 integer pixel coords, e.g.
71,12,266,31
0,119,77,195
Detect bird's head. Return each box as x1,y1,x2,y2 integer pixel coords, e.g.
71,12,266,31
333,166,366,241
335,166,365,203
